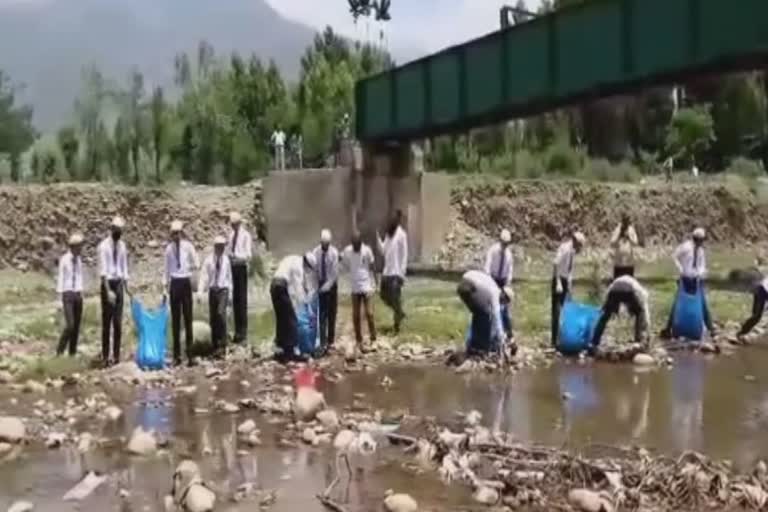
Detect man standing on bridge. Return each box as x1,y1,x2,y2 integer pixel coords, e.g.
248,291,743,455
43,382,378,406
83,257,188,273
227,211,252,344
378,210,408,334
164,220,199,366
98,216,129,366
312,229,339,354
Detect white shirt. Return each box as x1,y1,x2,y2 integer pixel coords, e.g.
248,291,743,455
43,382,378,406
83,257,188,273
607,275,651,328
610,224,638,267
341,244,375,294
163,240,199,284
462,270,504,342
198,253,233,293
98,237,129,281
271,130,286,147
57,252,84,294
313,244,340,292
484,242,513,286
378,226,408,278
553,240,576,280
673,240,706,278
274,255,309,310
227,226,253,264
761,277,768,293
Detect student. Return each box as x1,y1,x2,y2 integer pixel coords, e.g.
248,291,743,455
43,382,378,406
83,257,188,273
484,228,514,339
227,211,252,344
457,270,507,356
341,232,377,351
270,252,316,362
551,231,586,346
198,236,232,356
98,216,129,366
610,213,639,278
590,275,650,351
163,220,199,366
737,275,768,340
378,210,408,334
313,229,339,352
56,233,85,357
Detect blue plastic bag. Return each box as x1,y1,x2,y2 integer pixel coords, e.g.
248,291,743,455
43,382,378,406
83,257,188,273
672,287,704,341
296,297,319,355
558,300,601,355
133,298,169,370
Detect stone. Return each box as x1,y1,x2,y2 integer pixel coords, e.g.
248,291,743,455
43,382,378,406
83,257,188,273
333,430,357,451
316,409,340,431
237,419,257,436
192,321,211,344
0,417,26,443
465,410,482,427
632,353,655,366
77,433,94,453
63,472,107,501
293,388,325,421
302,428,317,445
45,432,66,449
7,501,34,512
568,489,611,512
472,486,500,505
244,432,261,447
126,427,157,456
22,380,46,394
0,442,12,456
0,370,14,384
383,492,418,512
173,460,216,512
104,406,123,422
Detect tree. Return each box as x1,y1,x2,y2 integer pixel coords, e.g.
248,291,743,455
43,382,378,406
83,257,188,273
0,70,36,180
665,106,716,166
57,126,80,179
30,150,40,181
151,86,166,182
113,117,131,180
127,70,146,183
75,65,108,180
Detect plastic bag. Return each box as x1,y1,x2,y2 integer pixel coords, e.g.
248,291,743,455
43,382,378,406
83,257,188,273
296,296,319,355
133,298,169,370
672,286,704,341
558,300,601,355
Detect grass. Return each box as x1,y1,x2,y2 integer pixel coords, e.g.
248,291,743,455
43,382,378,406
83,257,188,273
15,355,91,382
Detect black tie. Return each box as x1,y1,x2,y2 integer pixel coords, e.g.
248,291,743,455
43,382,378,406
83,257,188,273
72,256,77,290
214,256,221,287
113,241,118,268
567,251,574,276
175,241,182,271
693,247,699,272
232,227,239,254
321,249,327,285
495,247,505,281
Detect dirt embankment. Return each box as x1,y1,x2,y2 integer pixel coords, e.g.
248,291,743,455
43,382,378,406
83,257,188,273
0,181,263,272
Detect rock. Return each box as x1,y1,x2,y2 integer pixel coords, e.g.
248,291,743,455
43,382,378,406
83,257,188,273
473,486,500,505
126,427,157,456
183,485,216,512
632,353,655,366
22,380,46,394
316,409,340,431
700,342,719,354
237,419,257,436
63,472,107,501
302,428,317,444
104,406,123,422
7,501,34,512
173,461,216,512
192,321,211,344
0,417,26,443
383,492,418,512
333,430,357,451
244,432,261,447
76,433,94,453
109,362,145,384
45,432,66,449
0,442,12,456
465,410,482,427
568,489,612,512
294,388,325,421
756,460,767,479
0,370,14,384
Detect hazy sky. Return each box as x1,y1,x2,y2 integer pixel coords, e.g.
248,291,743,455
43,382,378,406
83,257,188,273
267,0,542,56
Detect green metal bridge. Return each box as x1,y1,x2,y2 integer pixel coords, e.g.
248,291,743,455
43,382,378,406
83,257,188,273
355,0,768,143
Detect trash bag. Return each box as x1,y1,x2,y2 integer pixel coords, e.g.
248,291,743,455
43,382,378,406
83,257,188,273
296,296,319,356
558,300,601,355
672,286,704,341
133,298,169,370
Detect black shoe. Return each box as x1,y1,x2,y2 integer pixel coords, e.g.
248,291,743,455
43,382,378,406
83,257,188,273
659,328,672,340
173,358,183,367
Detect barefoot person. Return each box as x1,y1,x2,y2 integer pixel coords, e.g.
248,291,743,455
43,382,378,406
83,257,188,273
377,210,408,334
590,275,651,352
737,275,768,340
227,211,252,344
164,220,199,366
551,231,586,347
198,236,232,356
313,229,339,353
457,270,507,357
57,233,85,357
98,216,129,366
270,252,316,363
485,228,514,340
341,232,377,352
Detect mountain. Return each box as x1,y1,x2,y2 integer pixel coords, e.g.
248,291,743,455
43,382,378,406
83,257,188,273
0,0,317,130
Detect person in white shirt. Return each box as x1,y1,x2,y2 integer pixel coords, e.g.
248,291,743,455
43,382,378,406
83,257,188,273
610,213,639,278
270,126,286,170
484,228,514,339
163,220,200,366
56,232,85,357
227,211,252,344
270,252,316,362
98,216,129,366
198,236,232,356
551,231,586,346
313,229,339,352
661,228,715,338
738,276,768,339
590,275,651,351
341,232,377,349
457,270,507,356
377,210,408,334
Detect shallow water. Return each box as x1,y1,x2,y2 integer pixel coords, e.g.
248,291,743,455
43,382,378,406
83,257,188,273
4,345,768,510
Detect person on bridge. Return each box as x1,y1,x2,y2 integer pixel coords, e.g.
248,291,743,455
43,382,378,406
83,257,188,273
313,229,339,354
660,228,716,339
610,213,639,278
270,126,286,171
457,270,507,356
551,231,586,347
227,211,252,344
341,232,377,351
56,232,85,357
164,220,199,366
737,275,768,340
589,275,650,352
378,210,408,334
198,236,232,357
270,252,316,363
484,228,514,340
98,216,129,367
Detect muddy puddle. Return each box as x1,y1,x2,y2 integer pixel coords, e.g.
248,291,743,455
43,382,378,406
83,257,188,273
4,345,768,510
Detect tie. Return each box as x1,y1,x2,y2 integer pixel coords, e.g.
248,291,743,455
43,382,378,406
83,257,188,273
113,241,118,271
495,247,505,281
567,250,574,276
72,256,77,290
175,241,182,271
321,249,327,285
214,256,221,288
231,227,239,255
693,247,699,273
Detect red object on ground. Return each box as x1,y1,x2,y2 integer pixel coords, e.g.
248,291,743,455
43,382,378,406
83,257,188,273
293,366,317,389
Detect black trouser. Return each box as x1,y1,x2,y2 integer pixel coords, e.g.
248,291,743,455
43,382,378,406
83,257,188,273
100,279,124,364
380,275,405,331
57,291,83,356
739,285,768,336
551,276,570,347
209,288,229,352
270,278,297,354
458,280,494,354
663,277,714,334
613,265,635,279
231,263,248,343
318,284,338,347
591,289,645,347
493,277,513,337
352,292,377,344
170,277,193,363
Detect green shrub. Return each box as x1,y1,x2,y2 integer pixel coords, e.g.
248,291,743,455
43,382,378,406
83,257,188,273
545,143,582,176
726,157,764,180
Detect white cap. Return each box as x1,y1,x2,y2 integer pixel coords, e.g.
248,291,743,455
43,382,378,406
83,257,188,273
213,235,227,245
229,211,242,223
693,227,706,239
170,220,184,232
320,229,332,243
573,231,586,245
111,216,125,229
303,251,317,270
68,232,84,245
500,229,511,243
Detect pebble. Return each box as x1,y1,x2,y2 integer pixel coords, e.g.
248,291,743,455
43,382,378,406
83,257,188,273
316,409,340,431
126,427,157,456
0,417,26,443
237,419,257,436
473,485,500,505
383,492,418,512
568,489,612,512
632,353,655,366
7,501,34,512
104,406,123,422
